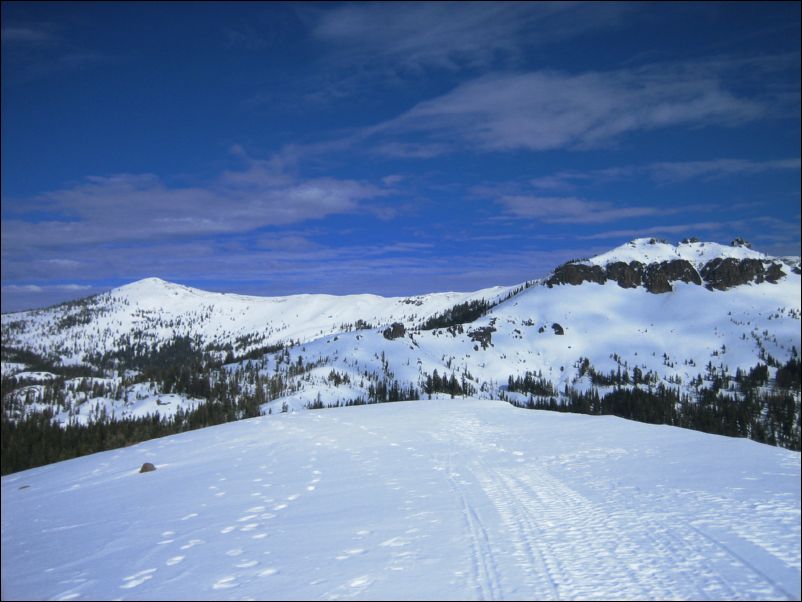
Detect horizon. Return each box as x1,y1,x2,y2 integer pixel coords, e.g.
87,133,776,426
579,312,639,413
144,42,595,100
2,2,800,313
2,234,794,315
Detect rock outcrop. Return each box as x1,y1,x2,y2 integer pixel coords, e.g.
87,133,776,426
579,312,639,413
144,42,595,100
701,258,786,290
382,322,406,340
545,247,787,294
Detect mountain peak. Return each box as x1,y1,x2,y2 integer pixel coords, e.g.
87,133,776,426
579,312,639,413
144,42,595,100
587,237,767,269
111,277,197,300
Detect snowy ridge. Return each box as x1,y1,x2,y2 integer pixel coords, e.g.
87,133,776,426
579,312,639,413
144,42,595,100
2,277,516,363
1,238,800,440
585,237,770,268
2,400,799,600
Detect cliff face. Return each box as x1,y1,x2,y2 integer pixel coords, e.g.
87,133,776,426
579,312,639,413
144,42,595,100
548,257,787,293
546,239,789,293
701,258,787,290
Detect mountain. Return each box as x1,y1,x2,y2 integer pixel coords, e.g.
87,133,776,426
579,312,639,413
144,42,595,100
2,399,800,600
2,237,800,473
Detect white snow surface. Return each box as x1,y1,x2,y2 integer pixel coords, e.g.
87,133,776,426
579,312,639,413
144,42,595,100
1,277,515,363
585,237,770,267
2,399,800,601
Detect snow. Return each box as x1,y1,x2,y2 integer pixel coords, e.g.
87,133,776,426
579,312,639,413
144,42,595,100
0,362,28,377
586,237,768,268
1,276,515,364
2,399,799,601
267,270,800,409
9,370,58,381
2,239,799,431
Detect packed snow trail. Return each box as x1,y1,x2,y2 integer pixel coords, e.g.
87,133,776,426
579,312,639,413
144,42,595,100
2,399,800,600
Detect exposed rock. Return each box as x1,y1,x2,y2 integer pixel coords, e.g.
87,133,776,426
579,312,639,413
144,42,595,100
765,263,786,283
469,326,496,349
730,238,753,249
382,322,406,340
139,462,156,473
546,263,606,287
681,237,700,244
701,258,785,290
643,265,673,293
605,261,643,288
551,323,564,335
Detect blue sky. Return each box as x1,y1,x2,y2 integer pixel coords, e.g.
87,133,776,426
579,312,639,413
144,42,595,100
2,2,800,312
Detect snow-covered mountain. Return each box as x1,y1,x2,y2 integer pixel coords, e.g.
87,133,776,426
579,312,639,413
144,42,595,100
2,237,800,451
2,399,800,600
1,275,518,364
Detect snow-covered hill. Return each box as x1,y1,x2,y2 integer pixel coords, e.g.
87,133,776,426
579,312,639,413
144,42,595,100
2,237,800,450
2,399,799,600
1,276,517,364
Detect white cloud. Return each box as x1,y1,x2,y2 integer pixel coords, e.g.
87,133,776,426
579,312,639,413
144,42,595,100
497,195,664,224
371,66,764,153
529,158,801,189
1,26,56,45
2,283,91,293
2,163,389,253
309,2,632,73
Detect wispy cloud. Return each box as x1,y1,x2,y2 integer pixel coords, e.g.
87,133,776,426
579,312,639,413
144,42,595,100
370,66,764,153
308,2,633,73
495,195,665,224
2,20,118,78
1,283,92,294
530,157,802,189
2,160,390,254
1,25,56,45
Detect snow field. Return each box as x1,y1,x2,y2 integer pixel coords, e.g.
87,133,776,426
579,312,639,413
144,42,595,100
2,399,799,601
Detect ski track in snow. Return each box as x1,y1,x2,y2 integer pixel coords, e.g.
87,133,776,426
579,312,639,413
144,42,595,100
2,400,800,601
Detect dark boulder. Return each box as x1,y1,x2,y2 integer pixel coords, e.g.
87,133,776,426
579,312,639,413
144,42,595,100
382,322,406,340
546,263,606,287
699,258,787,290
551,323,564,335
681,237,700,244
764,262,786,283
605,261,643,288
643,260,701,294
139,462,156,473
643,264,673,294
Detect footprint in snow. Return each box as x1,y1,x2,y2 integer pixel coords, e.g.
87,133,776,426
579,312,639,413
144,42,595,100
120,568,157,589
212,576,238,590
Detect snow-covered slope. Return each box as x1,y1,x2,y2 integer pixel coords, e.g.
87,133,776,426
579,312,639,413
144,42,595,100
1,276,516,363
278,266,799,406
2,399,799,600
586,237,769,267
2,238,799,446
